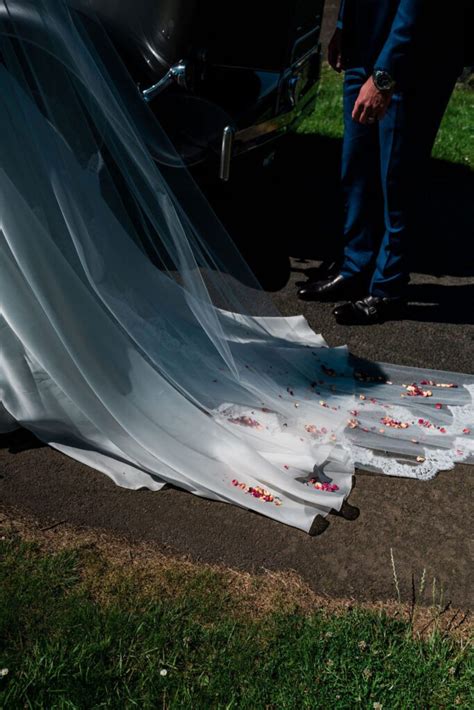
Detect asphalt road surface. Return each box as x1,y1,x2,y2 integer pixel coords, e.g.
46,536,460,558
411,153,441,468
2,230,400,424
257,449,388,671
1,3,473,608
2,255,473,607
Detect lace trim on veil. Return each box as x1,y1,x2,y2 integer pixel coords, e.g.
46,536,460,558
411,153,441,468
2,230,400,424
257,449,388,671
345,385,474,480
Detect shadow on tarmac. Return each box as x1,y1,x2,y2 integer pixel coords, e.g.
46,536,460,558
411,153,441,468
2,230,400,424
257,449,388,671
205,132,474,324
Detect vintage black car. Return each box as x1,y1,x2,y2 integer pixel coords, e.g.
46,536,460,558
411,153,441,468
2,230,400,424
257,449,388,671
0,0,325,180
80,0,324,180
83,0,325,179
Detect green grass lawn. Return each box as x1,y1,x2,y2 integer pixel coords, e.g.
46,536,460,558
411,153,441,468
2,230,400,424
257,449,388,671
1,537,472,709
299,65,474,169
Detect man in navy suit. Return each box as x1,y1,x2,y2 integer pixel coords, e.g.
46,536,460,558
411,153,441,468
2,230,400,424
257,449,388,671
298,0,471,324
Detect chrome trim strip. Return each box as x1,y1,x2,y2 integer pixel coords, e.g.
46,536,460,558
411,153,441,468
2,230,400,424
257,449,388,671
141,61,188,103
233,82,318,152
292,43,321,71
290,25,321,65
219,126,235,182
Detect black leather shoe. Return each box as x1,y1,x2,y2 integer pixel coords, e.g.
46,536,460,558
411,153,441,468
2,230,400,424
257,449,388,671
333,296,406,325
295,260,341,287
297,273,365,302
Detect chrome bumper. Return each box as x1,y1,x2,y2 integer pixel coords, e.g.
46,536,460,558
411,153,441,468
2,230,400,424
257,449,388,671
218,80,318,181
235,82,318,151
220,47,321,181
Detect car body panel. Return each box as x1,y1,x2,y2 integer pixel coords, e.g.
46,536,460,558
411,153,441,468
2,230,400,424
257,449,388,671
0,0,326,177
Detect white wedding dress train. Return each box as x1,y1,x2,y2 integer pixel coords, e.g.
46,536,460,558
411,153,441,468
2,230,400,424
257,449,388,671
0,1,472,533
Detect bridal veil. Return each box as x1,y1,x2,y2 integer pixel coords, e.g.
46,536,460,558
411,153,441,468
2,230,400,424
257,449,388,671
0,0,472,533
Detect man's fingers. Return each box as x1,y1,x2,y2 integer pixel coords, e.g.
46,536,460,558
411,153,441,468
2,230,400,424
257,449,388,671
352,77,393,124
353,101,385,124
352,100,364,123
353,103,378,125
358,105,374,124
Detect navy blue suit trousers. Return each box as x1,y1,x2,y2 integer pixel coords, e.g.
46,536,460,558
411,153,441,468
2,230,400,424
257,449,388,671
340,65,461,296
337,0,467,296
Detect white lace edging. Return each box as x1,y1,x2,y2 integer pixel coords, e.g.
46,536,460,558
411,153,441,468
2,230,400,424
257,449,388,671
448,384,474,427
344,441,470,481
343,384,474,481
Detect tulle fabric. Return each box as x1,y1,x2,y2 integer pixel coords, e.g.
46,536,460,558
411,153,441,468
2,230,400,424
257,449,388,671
0,0,472,533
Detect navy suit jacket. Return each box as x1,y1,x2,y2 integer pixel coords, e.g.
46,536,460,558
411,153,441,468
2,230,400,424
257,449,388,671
337,0,470,87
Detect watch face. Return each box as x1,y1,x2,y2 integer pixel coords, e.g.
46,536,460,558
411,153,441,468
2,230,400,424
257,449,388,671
374,70,393,91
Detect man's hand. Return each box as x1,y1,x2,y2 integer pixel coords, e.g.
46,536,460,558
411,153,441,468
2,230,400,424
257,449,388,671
352,77,393,125
328,29,343,72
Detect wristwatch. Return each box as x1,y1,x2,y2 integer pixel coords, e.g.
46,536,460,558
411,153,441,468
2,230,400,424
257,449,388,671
372,69,396,93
